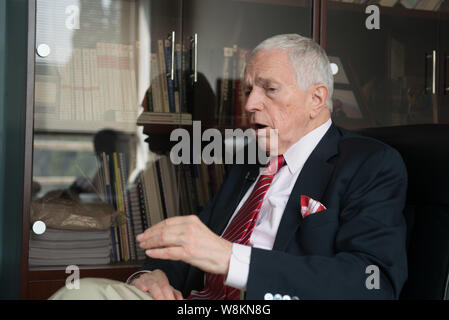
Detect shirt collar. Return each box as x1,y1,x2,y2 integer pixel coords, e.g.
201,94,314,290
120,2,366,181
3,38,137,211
282,118,333,175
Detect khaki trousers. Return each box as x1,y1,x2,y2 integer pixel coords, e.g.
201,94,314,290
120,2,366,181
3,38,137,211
49,278,154,300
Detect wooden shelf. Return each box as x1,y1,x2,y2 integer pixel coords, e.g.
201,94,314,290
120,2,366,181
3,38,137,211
29,260,146,272
34,118,137,134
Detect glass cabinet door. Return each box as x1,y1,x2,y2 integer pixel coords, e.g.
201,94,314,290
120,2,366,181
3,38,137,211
30,0,224,269
325,0,446,129
31,0,175,268
440,4,449,122
182,0,314,128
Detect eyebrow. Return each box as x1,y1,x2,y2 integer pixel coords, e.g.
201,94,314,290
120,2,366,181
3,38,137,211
245,77,280,88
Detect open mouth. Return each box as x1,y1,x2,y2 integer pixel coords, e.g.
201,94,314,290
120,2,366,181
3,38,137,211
254,123,268,130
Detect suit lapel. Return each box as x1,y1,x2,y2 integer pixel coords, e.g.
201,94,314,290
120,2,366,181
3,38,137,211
272,123,341,251
210,164,261,235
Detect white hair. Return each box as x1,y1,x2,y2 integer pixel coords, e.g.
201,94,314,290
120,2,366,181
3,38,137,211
251,34,334,112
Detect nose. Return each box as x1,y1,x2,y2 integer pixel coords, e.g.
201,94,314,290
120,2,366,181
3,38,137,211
244,89,263,113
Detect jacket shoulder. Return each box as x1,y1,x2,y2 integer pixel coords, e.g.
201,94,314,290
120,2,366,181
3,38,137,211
336,126,400,157
333,126,406,176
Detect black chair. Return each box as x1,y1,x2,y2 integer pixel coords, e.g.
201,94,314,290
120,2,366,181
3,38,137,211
356,124,449,300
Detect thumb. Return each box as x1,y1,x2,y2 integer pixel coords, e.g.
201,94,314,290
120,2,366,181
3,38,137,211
174,289,184,300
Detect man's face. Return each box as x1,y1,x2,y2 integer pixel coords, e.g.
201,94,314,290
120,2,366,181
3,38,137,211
244,49,312,155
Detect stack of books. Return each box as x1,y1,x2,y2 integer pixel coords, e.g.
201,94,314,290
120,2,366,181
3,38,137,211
35,42,138,124
146,40,187,114
29,228,111,266
29,152,227,266
96,152,226,263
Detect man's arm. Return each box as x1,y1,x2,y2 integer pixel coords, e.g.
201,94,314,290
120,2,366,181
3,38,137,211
246,146,408,299
134,165,233,297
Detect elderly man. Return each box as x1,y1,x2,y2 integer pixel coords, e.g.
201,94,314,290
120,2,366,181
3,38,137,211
51,34,408,300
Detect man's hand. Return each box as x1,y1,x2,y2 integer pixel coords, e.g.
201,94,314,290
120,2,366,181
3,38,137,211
136,215,233,275
130,269,183,300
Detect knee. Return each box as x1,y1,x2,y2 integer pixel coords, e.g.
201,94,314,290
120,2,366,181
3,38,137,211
50,277,114,300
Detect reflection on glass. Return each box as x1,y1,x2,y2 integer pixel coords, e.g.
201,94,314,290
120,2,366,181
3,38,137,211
327,0,443,128
30,0,314,268
331,0,448,11
31,0,145,267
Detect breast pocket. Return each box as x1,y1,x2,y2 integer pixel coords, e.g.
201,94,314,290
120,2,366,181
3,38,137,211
300,209,338,230
297,209,339,255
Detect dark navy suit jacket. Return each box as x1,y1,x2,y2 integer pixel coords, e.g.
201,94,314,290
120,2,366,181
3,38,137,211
141,123,409,299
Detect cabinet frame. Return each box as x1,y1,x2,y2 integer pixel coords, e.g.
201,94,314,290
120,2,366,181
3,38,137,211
20,0,37,299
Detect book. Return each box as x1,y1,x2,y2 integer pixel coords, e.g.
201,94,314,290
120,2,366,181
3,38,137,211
113,152,130,261
104,43,116,115
34,72,59,120
218,47,234,125
158,155,179,218
119,153,136,261
82,48,93,121
89,48,102,121
72,48,85,121
97,43,110,120
139,166,153,228
137,111,193,125
150,53,163,112
29,228,111,266
229,45,238,127
143,160,165,225
56,47,73,121
112,44,124,111
181,44,189,113
119,44,131,112
234,48,250,127
164,39,176,113
155,160,168,220
175,43,183,113
128,45,138,111
157,40,170,112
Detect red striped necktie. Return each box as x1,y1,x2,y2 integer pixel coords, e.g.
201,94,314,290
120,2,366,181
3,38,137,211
188,155,286,300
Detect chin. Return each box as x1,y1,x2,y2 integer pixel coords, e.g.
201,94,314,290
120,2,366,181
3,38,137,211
256,137,280,156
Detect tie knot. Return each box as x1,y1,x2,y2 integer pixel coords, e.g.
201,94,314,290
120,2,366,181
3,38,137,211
263,155,285,175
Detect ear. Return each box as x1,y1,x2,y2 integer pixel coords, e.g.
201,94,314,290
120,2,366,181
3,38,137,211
309,84,329,118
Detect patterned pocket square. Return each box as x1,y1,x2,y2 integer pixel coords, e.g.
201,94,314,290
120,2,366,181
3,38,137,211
300,195,327,218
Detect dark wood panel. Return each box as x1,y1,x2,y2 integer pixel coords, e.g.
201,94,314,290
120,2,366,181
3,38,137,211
28,280,67,300
27,266,141,299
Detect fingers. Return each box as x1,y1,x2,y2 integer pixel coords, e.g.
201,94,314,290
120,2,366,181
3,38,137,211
137,216,201,250
174,289,184,300
138,225,186,250
145,246,187,262
130,270,181,300
137,216,189,240
136,215,232,275
160,284,176,300
137,215,199,243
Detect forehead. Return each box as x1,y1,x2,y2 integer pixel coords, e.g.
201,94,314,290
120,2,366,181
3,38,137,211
244,49,296,85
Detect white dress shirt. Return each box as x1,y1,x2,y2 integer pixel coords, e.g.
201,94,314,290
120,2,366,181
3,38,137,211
224,119,332,290
128,119,333,294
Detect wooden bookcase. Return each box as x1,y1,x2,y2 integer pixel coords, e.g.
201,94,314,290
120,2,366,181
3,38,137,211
6,0,448,299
